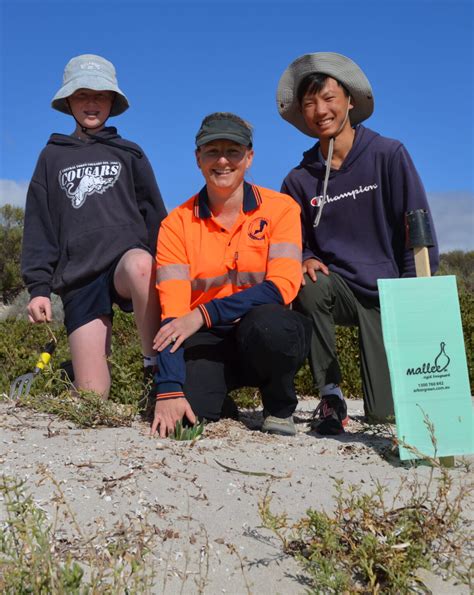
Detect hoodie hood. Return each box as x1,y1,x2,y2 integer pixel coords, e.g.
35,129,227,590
299,125,380,176
48,126,120,146
47,127,142,158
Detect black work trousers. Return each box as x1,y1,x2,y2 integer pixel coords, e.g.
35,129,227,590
294,272,394,422
183,304,312,421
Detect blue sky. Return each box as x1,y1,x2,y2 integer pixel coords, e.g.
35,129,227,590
1,0,473,252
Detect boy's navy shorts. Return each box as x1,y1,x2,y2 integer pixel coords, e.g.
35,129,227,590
61,258,133,336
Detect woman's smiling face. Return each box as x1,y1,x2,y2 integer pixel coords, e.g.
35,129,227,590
196,139,254,192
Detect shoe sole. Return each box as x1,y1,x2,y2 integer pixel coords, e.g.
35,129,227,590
311,416,350,435
261,427,296,437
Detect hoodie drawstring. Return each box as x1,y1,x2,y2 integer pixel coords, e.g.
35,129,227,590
313,137,334,227
313,95,352,228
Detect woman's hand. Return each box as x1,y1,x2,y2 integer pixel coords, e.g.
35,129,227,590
301,258,329,285
153,309,204,353
150,397,197,438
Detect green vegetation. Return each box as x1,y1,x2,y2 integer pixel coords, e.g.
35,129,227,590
260,457,473,593
0,203,472,416
1,276,472,416
169,419,205,441
0,204,472,592
21,385,137,428
439,250,474,293
0,204,24,302
0,311,143,407
0,474,157,593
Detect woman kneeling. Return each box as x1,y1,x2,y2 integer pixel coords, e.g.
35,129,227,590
152,112,311,438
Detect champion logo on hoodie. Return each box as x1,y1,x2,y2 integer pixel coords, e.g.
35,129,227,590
310,183,378,207
58,161,122,209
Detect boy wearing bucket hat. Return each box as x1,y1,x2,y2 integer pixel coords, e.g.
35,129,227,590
21,54,167,401
277,52,438,433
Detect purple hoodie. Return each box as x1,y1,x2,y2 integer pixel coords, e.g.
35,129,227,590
281,125,439,303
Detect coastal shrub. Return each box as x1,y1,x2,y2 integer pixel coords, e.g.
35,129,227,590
439,250,474,293
1,283,472,412
260,456,473,592
0,311,143,406
0,205,24,302
0,474,157,592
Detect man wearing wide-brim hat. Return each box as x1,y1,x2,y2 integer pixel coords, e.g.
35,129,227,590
277,52,439,432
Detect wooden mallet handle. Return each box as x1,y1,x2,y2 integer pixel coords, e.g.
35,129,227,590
405,209,435,278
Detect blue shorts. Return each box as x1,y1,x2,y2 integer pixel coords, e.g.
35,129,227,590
61,259,133,336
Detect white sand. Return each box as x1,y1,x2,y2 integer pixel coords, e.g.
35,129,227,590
0,398,471,594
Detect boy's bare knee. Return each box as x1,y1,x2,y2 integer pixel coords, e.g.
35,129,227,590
120,249,154,280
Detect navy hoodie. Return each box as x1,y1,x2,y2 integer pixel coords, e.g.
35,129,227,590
22,127,167,298
281,125,439,303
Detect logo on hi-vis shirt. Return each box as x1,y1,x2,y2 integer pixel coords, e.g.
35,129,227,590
248,217,269,240
58,161,121,208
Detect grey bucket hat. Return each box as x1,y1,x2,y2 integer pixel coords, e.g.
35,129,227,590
51,54,129,116
277,52,374,137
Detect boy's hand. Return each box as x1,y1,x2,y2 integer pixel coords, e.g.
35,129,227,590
150,398,196,438
27,296,52,323
302,258,329,285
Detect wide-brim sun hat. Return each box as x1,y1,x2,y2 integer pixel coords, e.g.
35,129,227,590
277,52,374,137
51,54,129,116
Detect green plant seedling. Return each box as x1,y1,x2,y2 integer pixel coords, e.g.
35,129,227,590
169,420,205,442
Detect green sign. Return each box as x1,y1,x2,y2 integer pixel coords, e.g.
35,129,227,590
378,276,473,460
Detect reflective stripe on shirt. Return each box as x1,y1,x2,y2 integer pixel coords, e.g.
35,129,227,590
268,242,302,262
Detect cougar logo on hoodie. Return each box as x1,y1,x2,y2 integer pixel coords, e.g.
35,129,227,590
58,161,122,208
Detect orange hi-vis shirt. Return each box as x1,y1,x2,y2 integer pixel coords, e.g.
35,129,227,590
156,182,302,327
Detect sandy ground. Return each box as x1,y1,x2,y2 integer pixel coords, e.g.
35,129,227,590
0,397,472,594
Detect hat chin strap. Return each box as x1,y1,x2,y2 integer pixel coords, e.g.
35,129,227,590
313,96,351,227
67,99,110,135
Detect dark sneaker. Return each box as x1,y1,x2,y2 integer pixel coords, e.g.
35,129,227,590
261,412,296,436
139,366,157,422
220,394,239,420
311,395,349,435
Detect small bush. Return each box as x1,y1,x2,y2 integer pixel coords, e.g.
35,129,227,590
0,474,157,592
439,250,474,293
0,310,143,406
19,385,137,428
0,476,85,593
458,290,473,382
0,204,24,302
260,462,473,593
